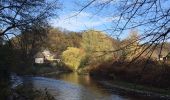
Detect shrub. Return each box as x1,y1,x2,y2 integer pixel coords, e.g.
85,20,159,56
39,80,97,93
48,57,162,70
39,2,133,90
89,59,170,88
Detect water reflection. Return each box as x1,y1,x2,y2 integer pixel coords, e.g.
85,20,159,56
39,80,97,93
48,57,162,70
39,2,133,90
55,72,114,96
21,73,153,100
55,72,151,100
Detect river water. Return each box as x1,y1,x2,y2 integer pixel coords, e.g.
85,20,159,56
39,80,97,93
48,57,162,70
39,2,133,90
14,73,156,100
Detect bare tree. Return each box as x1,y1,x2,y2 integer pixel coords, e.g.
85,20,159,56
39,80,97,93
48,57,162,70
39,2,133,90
76,0,170,59
0,0,61,38
13,21,49,65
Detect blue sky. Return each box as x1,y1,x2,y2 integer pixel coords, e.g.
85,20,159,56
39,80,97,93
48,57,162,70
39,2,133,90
4,0,170,40
50,0,119,33
50,0,170,40
49,0,133,40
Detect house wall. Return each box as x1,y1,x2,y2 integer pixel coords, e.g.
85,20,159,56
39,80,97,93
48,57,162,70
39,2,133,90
35,58,44,64
42,50,54,60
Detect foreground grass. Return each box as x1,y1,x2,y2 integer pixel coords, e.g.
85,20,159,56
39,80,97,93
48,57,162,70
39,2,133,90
12,85,55,100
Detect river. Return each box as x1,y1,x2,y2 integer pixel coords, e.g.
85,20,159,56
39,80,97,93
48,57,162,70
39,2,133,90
12,72,161,100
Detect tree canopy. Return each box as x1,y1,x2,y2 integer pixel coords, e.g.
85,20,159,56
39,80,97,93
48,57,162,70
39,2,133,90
45,28,82,54
81,30,114,63
62,47,86,71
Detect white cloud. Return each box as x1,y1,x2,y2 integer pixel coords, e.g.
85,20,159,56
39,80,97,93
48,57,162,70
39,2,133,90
94,0,118,4
102,16,120,22
50,11,119,31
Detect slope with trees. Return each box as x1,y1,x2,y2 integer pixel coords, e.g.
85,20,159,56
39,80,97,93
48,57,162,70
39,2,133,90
45,28,82,54
81,30,114,64
61,30,114,71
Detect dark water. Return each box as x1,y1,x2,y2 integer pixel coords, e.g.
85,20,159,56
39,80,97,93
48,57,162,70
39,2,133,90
19,73,154,100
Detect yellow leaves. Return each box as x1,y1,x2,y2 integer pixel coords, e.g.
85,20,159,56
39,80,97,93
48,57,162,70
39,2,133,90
62,30,114,69
62,47,86,71
81,30,114,62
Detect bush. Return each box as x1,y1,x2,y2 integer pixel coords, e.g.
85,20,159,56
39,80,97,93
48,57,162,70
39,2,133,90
89,59,170,88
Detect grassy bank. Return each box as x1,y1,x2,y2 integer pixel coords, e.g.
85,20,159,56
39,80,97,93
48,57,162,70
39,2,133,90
89,60,170,88
86,60,170,96
94,78,170,100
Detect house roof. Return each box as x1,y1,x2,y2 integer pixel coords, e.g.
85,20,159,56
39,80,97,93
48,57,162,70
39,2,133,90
35,52,44,58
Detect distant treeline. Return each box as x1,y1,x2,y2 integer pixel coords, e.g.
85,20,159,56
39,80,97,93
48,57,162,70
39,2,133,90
8,27,170,71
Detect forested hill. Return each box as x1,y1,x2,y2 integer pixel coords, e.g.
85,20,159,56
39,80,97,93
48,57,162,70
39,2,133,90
10,28,170,60
10,28,83,56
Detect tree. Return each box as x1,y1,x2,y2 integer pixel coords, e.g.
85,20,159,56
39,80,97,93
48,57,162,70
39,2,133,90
0,0,60,38
76,0,170,59
45,28,66,52
81,30,114,63
45,28,82,54
123,29,142,60
11,21,49,66
62,47,86,71
0,0,60,66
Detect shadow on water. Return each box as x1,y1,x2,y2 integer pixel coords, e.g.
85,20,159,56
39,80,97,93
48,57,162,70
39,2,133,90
18,72,156,100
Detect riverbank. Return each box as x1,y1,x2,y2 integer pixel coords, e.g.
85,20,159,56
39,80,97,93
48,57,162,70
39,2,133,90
10,84,55,100
12,62,71,76
86,60,170,100
89,60,170,86
8,63,70,100
91,76,170,100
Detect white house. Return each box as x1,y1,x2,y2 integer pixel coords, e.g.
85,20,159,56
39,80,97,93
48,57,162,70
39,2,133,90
34,49,62,64
42,49,54,61
34,52,45,64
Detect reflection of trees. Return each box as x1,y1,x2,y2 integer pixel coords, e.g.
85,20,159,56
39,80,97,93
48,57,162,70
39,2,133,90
58,73,111,97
